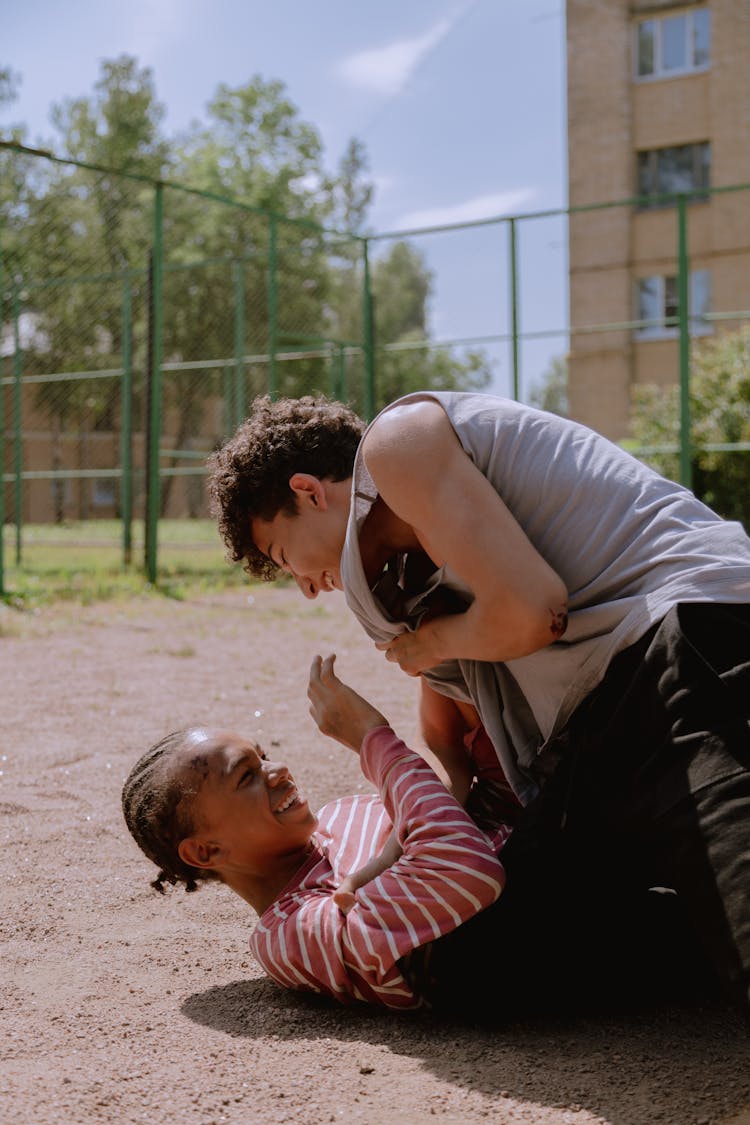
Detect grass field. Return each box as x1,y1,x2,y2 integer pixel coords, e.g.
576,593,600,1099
0,519,251,606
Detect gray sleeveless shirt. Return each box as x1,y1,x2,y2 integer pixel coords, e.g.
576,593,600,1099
340,391,750,803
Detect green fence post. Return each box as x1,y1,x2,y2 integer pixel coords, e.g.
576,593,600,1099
0,259,4,596
120,272,133,566
677,194,692,491
233,258,246,429
267,218,278,400
362,239,376,419
335,344,345,400
508,218,520,401
145,183,164,584
12,288,22,566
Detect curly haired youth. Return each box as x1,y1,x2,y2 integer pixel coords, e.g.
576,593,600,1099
122,729,220,894
207,395,365,579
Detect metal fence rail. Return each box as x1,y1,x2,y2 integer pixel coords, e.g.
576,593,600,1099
2,139,749,594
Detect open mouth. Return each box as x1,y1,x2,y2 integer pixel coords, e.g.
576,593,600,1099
274,786,304,814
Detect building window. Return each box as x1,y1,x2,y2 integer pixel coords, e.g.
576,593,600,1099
635,270,712,338
635,8,711,80
637,142,710,206
92,478,117,508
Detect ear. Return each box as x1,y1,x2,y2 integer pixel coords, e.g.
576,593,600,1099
288,473,328,510
178,836,223,872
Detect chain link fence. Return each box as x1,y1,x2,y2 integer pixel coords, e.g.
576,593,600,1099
2,140,750,595
0,145,374,591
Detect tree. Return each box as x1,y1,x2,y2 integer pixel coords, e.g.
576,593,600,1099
174,76,323,218
5,58,497,521
5,58,170,517
324,138,373,235
370,240,491,410
630,326,750,527
163,75,343,498
0,65,20,110
0,65,30,281
528,354,569,416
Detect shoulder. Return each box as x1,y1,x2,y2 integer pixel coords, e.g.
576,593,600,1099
362,398,456,471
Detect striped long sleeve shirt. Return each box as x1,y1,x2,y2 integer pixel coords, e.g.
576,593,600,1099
249,726,512,1010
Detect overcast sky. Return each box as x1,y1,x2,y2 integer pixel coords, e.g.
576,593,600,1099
2,0,568,395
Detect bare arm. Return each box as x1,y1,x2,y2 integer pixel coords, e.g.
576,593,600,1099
332,833,403,915
306,654,397,913
307,658,476,916
363,400,568,674
307,653,388,751
418,680,475,805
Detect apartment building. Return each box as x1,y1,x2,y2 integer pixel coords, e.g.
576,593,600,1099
566,0,750,438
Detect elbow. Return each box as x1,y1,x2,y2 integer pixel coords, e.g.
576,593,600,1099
486,578,569,658
545,575,569,643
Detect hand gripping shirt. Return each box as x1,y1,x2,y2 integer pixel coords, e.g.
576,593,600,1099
340,391,750,804
249,726,510,1010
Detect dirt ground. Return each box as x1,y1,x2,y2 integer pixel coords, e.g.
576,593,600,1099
2,584,749,1125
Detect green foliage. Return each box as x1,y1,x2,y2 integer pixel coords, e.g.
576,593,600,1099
371,240,491,409
0,65,20,108
174,75,322,218
2,55,495,538
630,326,750,525
528,354,569,416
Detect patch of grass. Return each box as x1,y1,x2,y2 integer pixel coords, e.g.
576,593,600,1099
0,518,254,608
165,644,197,658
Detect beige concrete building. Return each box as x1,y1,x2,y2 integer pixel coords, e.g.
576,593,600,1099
567,0,750,439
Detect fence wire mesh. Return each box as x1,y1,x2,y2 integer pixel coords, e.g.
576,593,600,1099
2,140,750,595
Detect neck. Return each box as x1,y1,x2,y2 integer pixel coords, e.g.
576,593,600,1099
358,496,421,584
222,842,316,916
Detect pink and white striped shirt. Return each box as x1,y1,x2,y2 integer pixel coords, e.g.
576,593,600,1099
250,726,512,1010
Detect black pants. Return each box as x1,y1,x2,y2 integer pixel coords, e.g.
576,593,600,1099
420,603,750,1019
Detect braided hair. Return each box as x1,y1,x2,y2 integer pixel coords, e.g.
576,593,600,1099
121,729,220,894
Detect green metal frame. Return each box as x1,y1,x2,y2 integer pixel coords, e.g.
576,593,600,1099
120,273,134,565
12,289,22,565
0,242,4,595
677,194,692,490
1,137,750,589
145,182,164,585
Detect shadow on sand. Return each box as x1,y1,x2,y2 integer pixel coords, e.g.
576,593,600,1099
182,978,749,1125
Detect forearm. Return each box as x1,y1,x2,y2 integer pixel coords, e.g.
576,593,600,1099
417,739,473,805
413,593,567,665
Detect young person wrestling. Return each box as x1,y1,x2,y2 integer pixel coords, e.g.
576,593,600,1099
121,655,513,1013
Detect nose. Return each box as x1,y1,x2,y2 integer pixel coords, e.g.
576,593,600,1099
294,573,318,599
264,761,291,786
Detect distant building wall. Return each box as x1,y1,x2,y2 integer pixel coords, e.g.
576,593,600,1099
567,0,750,438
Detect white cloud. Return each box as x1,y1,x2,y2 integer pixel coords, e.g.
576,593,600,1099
397,189,538,229
338,18,455,97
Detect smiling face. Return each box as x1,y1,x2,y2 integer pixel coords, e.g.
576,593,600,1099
251,473,350,599
175,731,317,882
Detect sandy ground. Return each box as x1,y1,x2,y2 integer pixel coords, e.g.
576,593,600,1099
2,584,749,1125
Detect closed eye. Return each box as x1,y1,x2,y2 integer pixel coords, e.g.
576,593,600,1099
236,748,269,787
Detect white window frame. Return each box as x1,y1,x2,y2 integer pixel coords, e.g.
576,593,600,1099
635,270,712,339
634,7,711,82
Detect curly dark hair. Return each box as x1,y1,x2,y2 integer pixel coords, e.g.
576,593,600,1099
207,394,365,579
122,729,220,895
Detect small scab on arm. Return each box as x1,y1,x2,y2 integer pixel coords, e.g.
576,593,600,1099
549,607,569,640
